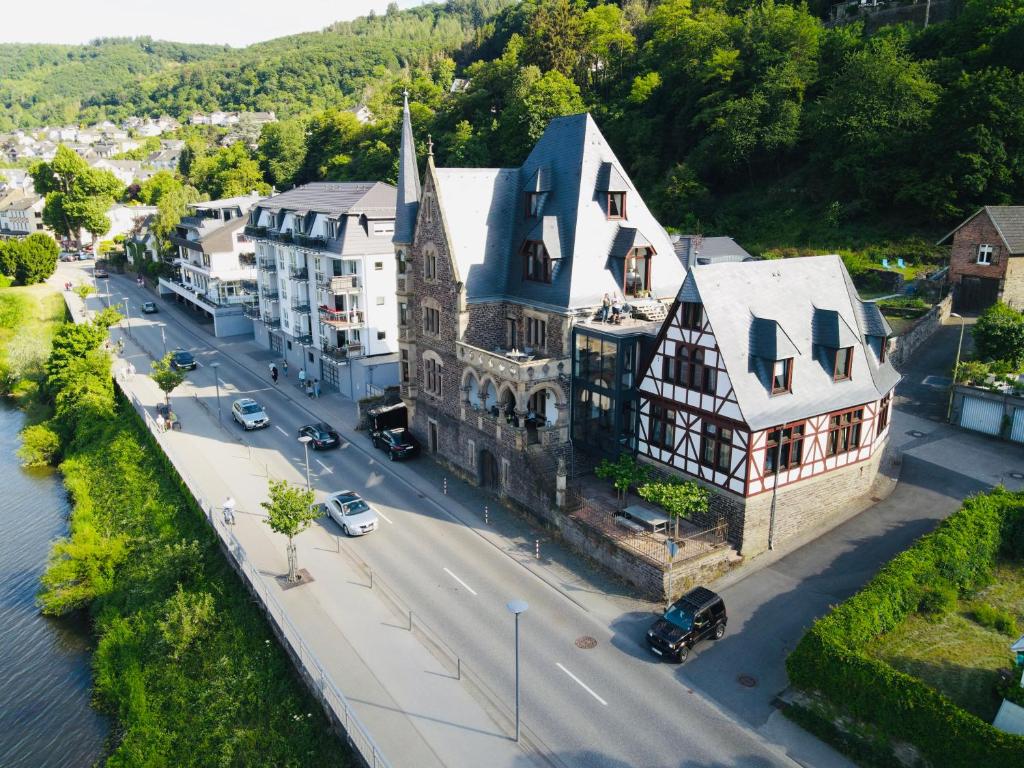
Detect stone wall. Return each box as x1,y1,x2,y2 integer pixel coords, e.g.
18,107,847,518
887,293,952,371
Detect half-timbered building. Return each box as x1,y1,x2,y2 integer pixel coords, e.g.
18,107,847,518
637,255,900,556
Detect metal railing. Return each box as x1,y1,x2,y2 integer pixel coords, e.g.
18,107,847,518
322,343,363,362
289,267,309,281
257,258,277,271
291,299,311,314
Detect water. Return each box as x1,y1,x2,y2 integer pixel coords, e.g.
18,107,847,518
0,403,108,767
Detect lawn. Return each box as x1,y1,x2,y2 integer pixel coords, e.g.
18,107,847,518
865,561,1024,723
0,281,65,413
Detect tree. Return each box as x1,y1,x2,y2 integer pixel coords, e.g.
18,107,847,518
74,284,95,302
973,302,1024,367
150,352,187,405
638,480,710,540
32,146,123,244
257,120,307,187
499,66,585,162
15,233,59,284
261,479,318,583
188,142,270,199
595,453,651,503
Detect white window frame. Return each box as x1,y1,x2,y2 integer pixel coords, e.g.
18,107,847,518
977,244,994,265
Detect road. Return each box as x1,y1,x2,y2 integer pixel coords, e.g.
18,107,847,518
84,266,803,768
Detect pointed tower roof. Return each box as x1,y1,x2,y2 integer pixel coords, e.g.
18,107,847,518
393,91,421,245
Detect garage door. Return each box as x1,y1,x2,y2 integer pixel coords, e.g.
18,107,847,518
956,276,1000,313
959,395,1003,436
1011,408,1024,444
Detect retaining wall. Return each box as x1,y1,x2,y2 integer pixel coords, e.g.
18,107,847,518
888,294,952,371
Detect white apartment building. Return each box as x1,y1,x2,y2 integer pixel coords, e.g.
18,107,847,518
0,193,47,239
247,182,399,396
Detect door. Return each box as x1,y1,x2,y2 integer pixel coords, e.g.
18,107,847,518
428,422,438,454
959,395,1003,436
692,610,713,642
1011,407,1024,444
480,449,500,488
956,276,1000,313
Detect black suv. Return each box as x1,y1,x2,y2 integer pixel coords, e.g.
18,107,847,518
646,586,727,662
372,427,419,461
170,349,197,370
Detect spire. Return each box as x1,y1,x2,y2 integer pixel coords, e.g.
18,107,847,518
393,90,421,245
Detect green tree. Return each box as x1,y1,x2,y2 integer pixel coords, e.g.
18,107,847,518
525,0,584,79
44,319,108,392
261,479,318,583
0,240,16,277
257,119,308,187
595,453,651,503
74,284,95,302
150,352,187,405
15,233,59,284
32,145,123,244
499,66,585,162
638,480,710,540
973,302,1024,366
188,142,270,199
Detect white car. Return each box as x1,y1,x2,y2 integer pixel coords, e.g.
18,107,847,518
324,490,379,536
231,398,270,430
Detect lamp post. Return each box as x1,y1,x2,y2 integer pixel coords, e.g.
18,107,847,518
122,297,132,337
298,435,313,490
210,362,222,426
946,312,966,423
506,599,528,742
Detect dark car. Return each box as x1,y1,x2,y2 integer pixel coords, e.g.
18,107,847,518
298,423,340,450
170,349,197,370
647,587,727,662
372,427,419,461
141,301,158,314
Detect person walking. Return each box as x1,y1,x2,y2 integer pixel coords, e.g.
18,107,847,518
128,362,135,380
222,496,236,526
270,365,278,385
298,368,307,389
313,378,320,398
156,413,166,433
601,292,611,323
282,360,288,378
305,379,314,398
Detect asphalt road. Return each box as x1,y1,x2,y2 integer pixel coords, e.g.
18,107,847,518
88,266,799,768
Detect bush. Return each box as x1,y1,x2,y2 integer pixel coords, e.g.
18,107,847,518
918,584,957,618
956,359,991,385
17,420,61,466
974,303,1024,367
972,603,1018,636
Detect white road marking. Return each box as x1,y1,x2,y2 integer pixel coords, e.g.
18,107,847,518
315,459,333,474
556,663,608,706
376,508,393,524
275,425,288,436
443,567,477,595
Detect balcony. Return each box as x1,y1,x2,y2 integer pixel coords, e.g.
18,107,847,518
456,341,567,385
288,267,309,281
295,333,313,345
244,224,268,238
264,317,281,328
321,343,364,362
243,303,261,319
257,258,277,271
291,298,311,314
260,286,279,299
318,274,359,293
295,233,327,250
319,307,365,329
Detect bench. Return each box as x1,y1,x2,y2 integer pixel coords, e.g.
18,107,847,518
615,515,645,534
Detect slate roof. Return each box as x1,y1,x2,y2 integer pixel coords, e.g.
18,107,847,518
938,206,1024,253
671,235,754,268
430,113,685,311
257,182,396,218
393,93,420,245
682,255,900,430
177,215,246,254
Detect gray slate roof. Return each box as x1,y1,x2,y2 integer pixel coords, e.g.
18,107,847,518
257,182,396,218
431,113,685,310
393,94,420,245
938,206,1024,253
685,255,900,430
672,235,754,268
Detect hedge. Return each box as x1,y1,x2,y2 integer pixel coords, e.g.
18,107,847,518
786,489,1024,768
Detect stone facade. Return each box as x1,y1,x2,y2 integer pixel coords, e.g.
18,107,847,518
948,211,1008,284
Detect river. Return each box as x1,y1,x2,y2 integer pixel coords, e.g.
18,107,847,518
0,402,108,767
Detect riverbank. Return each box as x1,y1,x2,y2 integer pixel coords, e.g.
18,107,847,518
2,278,348,766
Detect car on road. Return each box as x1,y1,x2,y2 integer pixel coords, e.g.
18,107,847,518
231,398,270,430
169,349,197,370
372,427,419,461
646,587,727,663
94,267,109,279
141,301,158,314
77,251,92,261
59,252,77,262
324,490,379,536
298,423,340,450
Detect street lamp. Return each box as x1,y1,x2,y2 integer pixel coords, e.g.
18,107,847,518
122,297,132,337
210,362,222,426
946,312,966,423
298,435,313,490
506,599,528,742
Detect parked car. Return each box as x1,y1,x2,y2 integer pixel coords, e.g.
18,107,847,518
59,252,76,262
169,349,196,370
77,251,92,261
94,267,109,279
231,398,270,430
646,587,727,662
372,427,419,461
298,423,340,450
141,301,158,314
324,490,379,536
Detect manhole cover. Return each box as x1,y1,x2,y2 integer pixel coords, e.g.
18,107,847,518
575,636,598,649
737,674,757,688
1011,472,1024,480
907,430,926,438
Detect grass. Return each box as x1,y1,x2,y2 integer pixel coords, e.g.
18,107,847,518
864,561,1024,722
0,281,65,418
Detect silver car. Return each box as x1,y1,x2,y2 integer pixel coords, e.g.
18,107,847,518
324,490,379,536
231,398,269,430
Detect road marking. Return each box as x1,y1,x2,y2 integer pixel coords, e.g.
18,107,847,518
275,425,288,436
376,508,393,524
443,567,477,595
315,459,333,474
555,663,608,706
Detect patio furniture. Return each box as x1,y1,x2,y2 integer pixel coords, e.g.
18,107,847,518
622,504,669,534
615,515,644,534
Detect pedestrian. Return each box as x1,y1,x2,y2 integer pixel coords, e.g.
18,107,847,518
298,368,307,389
167,409,178,431
270,365,278,385
282,360,288,378
127,362,135,380
305,379,314,398
156,413,166,433
222,496,236,526
601,292,611,323
313,378,320,398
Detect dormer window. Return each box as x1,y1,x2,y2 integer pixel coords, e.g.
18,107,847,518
624,247,651,297
525,192,542,218
523,241,552,283
832,346,853,381
977,244,993,265
608,192,625,219
771,358,792,394
681,302,703,330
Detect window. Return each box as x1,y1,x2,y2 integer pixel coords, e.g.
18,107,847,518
681,302,703,330
764,424,804,473
691,347,717,394
396,249,407,274
832,346,853,381
424,306,440,335
374,261,383,271
372,221,394,236
526,316,547,349
877,394,891,435
772,358,793,395
624,248,652,297
422,194,434,224
826,408,865,457
700,421,733,472
377,330,386,340
398,301,408,327
376,296,385,305
506,318,519,349
424,247,437,280
424,356,442,396
977,244,994,265
400,349,410,383
523,241,551,283
607,192,625,219
525,192,541,218
326,220,339,239
649,402,676,450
